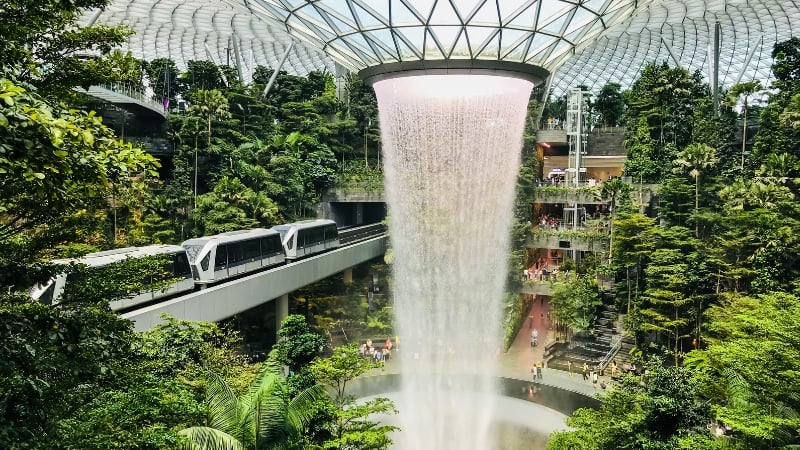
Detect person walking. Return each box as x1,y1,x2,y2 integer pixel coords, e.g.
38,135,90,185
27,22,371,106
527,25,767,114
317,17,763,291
531,328,538,348
567,360,573,377
582,362,589,381
536,360,543,380
592,370,599,388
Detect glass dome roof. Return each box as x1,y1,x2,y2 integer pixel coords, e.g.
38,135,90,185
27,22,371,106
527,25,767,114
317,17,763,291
82,0,800,94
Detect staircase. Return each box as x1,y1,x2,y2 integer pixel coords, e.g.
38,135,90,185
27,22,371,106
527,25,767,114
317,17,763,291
545,294,632,374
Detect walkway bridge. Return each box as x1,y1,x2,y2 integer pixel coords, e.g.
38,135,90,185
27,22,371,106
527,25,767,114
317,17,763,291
78,83,167,120
124,235,387,332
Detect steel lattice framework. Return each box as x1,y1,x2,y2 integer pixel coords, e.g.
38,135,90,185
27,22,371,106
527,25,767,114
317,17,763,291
81,0,800,94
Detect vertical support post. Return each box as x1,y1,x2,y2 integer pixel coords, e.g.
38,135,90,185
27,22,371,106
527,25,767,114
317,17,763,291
276,294,289,339
343,268,353,285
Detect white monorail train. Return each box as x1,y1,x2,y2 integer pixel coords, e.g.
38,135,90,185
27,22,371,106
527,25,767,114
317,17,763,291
272,219,339,260
182,228,285,284
30,245,194,311
32,219,346,310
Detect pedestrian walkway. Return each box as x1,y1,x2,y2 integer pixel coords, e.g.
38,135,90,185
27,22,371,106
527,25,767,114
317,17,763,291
361,299,613,399
498,298,613,398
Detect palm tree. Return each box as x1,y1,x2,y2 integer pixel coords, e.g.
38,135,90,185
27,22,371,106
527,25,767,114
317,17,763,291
601,177,629,264
673,143,718,237
725,81,763,169
187,89,232,208
756,152,800,185
179,364,325,450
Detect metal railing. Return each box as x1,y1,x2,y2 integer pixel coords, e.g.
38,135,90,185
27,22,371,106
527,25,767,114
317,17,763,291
597,335,622,372
98,82,166,113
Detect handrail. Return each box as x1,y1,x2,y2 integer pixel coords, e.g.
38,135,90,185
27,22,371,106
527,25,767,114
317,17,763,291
597,335,622,371
98,82,166,113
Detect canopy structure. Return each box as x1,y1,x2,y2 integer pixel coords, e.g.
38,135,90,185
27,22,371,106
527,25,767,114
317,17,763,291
82,0,800,94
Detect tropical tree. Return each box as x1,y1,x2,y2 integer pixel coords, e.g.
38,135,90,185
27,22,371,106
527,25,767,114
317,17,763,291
144,57,181,105
594,83,625,127
612,213,657,315
180,60,227,93
271,315,327,396
672,143,718,237
179,364,326,450
310,344,398,450
0,0,133,96
550,275,603,332
686,292,800,449
548,363,716,450
725,81,763,169
187,89,232,207
0,78,159,248
780,93,800,130
640,248,693,366
601,177,631,264
623,117,660,183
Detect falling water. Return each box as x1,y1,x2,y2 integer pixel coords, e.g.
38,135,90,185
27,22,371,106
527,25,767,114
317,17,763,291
373,75,533,449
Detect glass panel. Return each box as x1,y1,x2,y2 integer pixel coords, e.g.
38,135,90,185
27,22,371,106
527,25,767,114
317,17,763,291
214,245,227,269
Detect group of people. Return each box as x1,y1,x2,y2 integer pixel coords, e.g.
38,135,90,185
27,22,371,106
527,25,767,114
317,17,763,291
525,265,569,282
576,362,606,389
531,360,544,381
359,337,393,362
544,117,563,129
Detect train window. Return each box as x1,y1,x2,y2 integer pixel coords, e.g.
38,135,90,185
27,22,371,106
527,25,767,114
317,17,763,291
173,252,191,278
261,236,280,255
39,282,56,305
325,224,338,239
286,234,294,250
244,239,260,260
201,253,211,271
229,242,245,263
214,245,227,269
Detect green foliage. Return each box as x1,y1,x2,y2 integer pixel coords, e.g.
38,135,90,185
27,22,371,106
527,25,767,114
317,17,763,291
623,116,660,182
179,364,327,450
57,375,201,450
550,275,603,332
144,58,181,103
549,364,714,450
690,292,800,448
594,83,625,127
0,0,133,96
0,78,159,245
180,61,226,93
639,248,693,365
503,292,534,349
335,161,385,192
0,294,137,448
139,316,248,380
273,314,327,374
311,344,397,450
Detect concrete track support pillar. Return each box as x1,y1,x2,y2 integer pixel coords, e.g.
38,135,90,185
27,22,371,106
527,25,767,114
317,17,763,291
276,294,289,337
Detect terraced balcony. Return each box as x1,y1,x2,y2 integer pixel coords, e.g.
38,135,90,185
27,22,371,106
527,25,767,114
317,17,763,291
527,229,609,252
532,185,604,204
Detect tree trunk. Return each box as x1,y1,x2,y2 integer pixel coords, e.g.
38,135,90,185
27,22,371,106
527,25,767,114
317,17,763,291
627,265,631,315
741,99,748,170
695,176,699,237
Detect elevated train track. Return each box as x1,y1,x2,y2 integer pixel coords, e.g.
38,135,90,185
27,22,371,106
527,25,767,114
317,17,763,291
122,223,387,331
